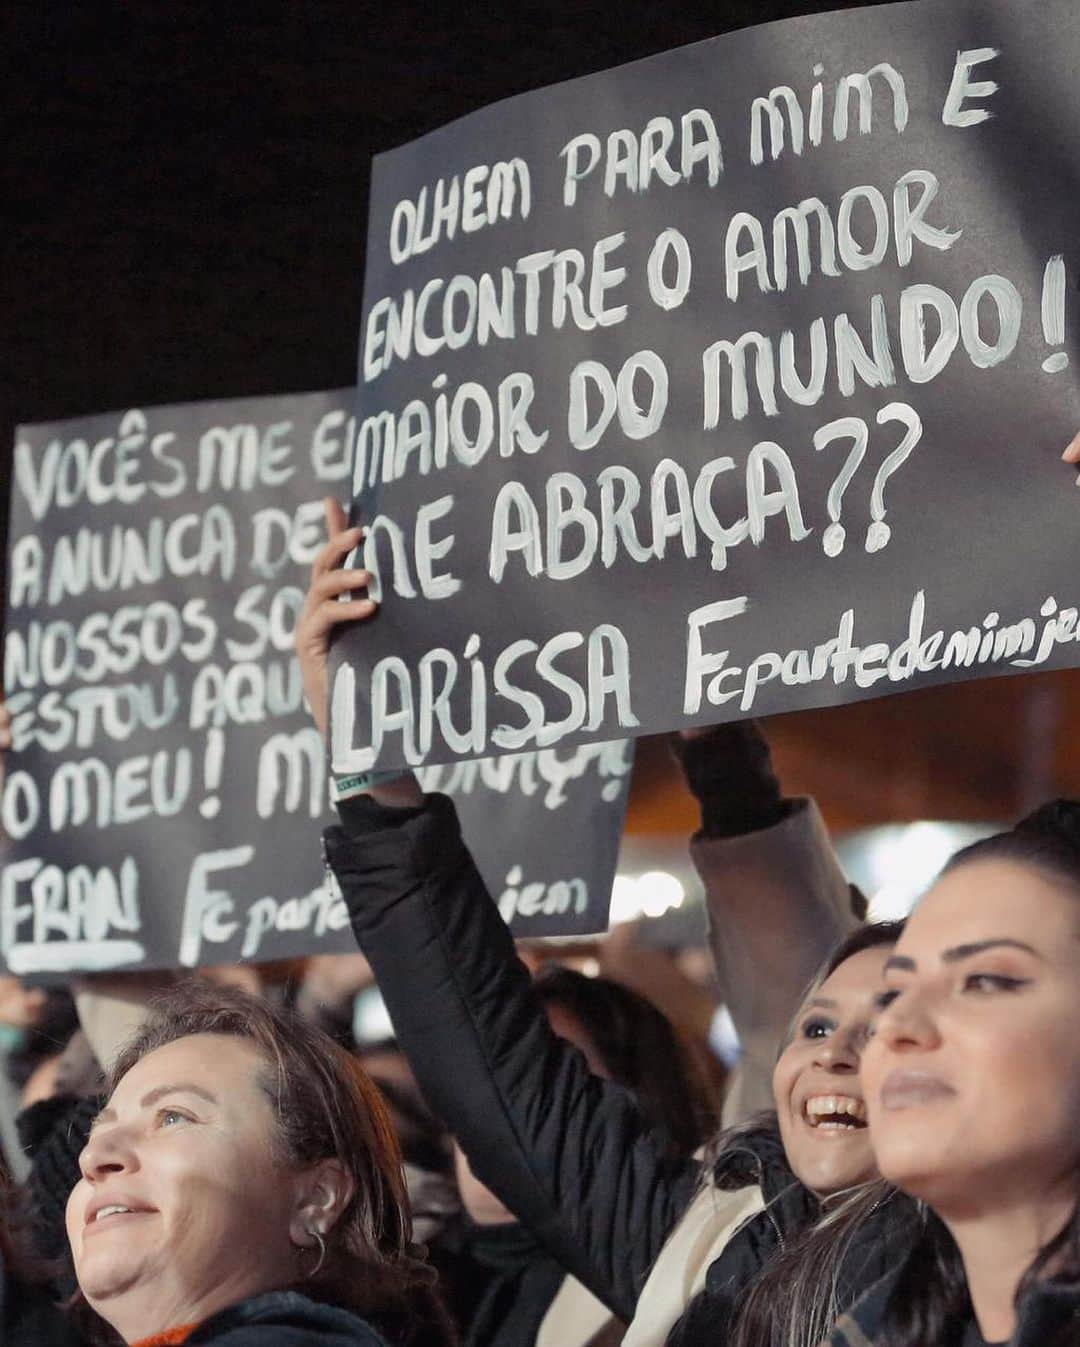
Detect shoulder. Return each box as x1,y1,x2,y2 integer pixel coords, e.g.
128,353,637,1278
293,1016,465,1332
820,1262,905,1347
188,1292,389,1347
1015,1276,1080,1347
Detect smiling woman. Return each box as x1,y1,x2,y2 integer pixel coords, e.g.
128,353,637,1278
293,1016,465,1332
771,929,890,1198
64,981,434,1347
827,800,1080,1347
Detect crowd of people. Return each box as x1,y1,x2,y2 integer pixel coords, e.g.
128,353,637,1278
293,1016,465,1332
1,429,1079,1347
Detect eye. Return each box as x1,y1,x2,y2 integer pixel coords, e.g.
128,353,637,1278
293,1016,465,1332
157,1108,192,1128
963,973,1029,995
801,1016,834,1040
873,989,901,1012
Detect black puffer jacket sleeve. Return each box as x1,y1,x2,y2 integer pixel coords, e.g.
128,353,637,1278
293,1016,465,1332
323,793,700,1322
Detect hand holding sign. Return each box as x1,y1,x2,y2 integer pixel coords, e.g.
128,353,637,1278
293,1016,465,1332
293,501,425,811
1063,430,1080,483
294,499,373,738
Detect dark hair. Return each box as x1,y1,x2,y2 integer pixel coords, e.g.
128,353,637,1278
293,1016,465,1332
0,1169,21,1278
943,797,1080,892
823,919,906,977
770,919,906,1058
876,800,1080,1347
532,964,718,1158
92,981,432,1321
1,1168,53,1294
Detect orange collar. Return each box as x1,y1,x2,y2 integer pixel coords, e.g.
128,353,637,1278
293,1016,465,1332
131,1326,199,1347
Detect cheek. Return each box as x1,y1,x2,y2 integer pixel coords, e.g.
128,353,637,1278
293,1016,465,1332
857,1037,887,1102
771,1043,801,1107
66,1180,89,1247
978,1026,1080,1139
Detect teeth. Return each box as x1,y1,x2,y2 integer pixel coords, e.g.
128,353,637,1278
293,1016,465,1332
95,1206,133,1221
804,1095,867,1127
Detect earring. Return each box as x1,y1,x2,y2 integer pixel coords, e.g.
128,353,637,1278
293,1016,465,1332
307,1229,327,1279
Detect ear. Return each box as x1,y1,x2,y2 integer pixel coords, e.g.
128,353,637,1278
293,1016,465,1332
289,1158,356,1248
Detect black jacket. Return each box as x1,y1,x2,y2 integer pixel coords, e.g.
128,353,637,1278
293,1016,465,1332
184,1291,388,1346
0,1259,82,1347
325,793,700,1324
826,1258,1080,1347
437,1215,570,1347
327,793,902,1347
325,795,926,1346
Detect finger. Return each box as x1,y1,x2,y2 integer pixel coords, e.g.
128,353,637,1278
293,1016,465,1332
1062,430,1080,463
313,597,378,631
302,595,379,637
310,526,362,580
324,497,350,538
309,568,372,605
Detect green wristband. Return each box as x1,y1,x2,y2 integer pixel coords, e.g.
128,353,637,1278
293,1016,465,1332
331,768,405,802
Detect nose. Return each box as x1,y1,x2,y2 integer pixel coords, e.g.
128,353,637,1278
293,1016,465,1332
874,990,941,1053
79,1123,140,1184
812,1026,862,1072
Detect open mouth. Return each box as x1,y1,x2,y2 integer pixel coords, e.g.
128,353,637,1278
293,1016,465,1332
87,1205,152,1227
802,1094,868,1131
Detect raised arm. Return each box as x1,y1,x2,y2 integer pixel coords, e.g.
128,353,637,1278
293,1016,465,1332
71,971,177,1073
673,725,857,1123
324,797,698,1320
298,508,700,1319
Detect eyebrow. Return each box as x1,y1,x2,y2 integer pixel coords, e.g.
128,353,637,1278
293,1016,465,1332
92,1082,219,1127
803,996,838,1011
883,938,1044,975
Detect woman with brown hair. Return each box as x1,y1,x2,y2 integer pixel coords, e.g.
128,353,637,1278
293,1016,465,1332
64,980,432,1346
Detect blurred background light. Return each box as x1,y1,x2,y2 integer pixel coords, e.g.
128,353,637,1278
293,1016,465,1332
837,820,997,922
609,870,685,924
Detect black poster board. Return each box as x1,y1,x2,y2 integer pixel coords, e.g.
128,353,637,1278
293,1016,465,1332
2,390,632,973
332,0,1080,775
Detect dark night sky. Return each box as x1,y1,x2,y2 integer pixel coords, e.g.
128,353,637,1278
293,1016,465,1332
1,0,890,598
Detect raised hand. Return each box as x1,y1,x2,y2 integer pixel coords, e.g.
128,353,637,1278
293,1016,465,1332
1062,430,1080,480
294,499,377,736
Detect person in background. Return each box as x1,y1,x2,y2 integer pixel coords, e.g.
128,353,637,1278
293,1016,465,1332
65,980,432,1347
296,953,378,1048
0,976,54,1175
602,722,866,1121
2,1160,82,1346
825,800,1080,1347
437,964,716,1347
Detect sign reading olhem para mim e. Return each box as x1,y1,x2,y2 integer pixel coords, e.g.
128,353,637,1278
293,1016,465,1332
330,0,1080,777
2,389,632,976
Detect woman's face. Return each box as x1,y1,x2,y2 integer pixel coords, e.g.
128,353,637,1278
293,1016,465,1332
67,1033,304,1336
773,944,890,1195
862,858,1080,1215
